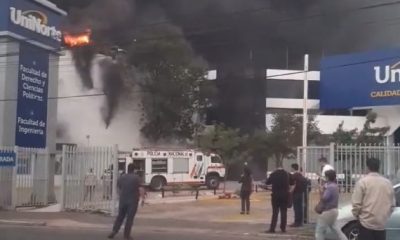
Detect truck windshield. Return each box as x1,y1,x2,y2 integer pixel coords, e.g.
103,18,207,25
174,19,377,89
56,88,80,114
211,156,222,163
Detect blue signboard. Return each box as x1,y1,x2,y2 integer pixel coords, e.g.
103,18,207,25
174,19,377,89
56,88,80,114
0,151,16,167
0,0,64,50
15,43,49,148
320,49,400,109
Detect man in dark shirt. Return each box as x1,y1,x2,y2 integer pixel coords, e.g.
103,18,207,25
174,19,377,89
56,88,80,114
108,163,144,240
290,163,307,227
266,166,294,233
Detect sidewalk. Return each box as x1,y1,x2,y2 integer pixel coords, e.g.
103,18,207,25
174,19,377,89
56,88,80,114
0,192,315,239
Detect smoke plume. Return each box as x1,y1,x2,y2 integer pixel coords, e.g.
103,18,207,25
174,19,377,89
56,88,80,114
98,58,125,128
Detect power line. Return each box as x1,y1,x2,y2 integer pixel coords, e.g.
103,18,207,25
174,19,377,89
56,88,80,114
116,0,400,45
0,0,399,53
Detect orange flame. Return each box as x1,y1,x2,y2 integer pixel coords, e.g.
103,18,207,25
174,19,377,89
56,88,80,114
63,30,91,47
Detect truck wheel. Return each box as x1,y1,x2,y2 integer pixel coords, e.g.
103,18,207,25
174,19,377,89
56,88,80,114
151,176,166,191
206,175,220,189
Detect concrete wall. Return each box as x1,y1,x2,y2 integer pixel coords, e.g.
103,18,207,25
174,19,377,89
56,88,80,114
0,37,19,147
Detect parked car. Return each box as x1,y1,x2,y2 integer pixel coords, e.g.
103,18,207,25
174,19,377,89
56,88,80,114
326,183,400,240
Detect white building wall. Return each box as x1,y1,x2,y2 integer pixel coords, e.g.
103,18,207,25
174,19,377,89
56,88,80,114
265,68,390,136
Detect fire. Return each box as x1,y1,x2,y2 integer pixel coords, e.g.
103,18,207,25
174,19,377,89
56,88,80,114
63,30,91,47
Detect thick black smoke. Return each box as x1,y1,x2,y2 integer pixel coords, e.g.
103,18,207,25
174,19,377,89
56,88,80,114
53,0,400,131
59,0,135,127
99,59,125,129
71,45,95,89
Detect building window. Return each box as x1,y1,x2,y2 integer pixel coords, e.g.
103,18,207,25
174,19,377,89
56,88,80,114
173,158,189,174
151,158,168,173
308,81,320,99
266,79,303,99
266,108,303,114
266,79,320,100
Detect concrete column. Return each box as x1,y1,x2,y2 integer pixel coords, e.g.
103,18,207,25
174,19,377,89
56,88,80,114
0,38,19,147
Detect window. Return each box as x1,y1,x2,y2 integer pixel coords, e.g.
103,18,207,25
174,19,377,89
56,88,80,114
173,158,189,174
266,80,303,99
308,81,320,99
151,158,168,173
395,187,400,207
211,156,222,164
266,80,320,100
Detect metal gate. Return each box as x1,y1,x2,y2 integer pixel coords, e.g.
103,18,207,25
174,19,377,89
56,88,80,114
0,147,49,209
61,145,118,215
298,143,400,223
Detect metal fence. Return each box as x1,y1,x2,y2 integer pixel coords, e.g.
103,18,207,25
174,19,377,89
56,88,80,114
298,143,400,223
61,145,118,215
0,147,49,209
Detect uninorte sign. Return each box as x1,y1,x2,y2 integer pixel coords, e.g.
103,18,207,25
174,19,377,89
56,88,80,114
320,48,400,109
0,0,65,50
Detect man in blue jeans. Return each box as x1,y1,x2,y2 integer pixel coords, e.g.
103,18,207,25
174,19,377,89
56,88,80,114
290,163,307,227
108,164,145,240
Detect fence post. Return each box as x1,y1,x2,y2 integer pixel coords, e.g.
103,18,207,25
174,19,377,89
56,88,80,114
111,145,119,217
11,146,18,209
329,142,335,167
60,145,67,211
44,148,49,206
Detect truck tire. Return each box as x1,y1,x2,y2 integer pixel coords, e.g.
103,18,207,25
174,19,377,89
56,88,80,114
151,176,166,191
206,175,220,189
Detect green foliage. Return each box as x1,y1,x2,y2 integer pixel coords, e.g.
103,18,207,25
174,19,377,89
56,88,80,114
197,124,248,166
128,26,216,142
331,112,389,145
267,113,324,166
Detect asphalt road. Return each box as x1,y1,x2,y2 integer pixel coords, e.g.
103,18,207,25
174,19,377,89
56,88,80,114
1,225,287,240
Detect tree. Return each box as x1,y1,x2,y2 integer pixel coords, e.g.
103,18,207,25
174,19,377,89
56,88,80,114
197,124,248,186
331,112,389,145
128,26,215,142
267,112,323,167
356,112,390,144
331,121,358,144
245,129,273,172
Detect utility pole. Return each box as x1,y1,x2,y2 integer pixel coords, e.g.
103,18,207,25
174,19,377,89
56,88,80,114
302,54,309,172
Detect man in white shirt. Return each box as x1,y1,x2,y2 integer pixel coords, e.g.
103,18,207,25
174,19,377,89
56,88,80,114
320,157,334,176
352,158,395,240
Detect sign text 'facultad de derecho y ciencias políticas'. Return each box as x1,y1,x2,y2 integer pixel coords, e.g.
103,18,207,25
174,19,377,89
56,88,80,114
15,44,49,148
17,64,47,135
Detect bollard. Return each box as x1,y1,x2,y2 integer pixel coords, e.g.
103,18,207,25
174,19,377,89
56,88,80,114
214,188,217,195
256,184,258,193
161,187,165,198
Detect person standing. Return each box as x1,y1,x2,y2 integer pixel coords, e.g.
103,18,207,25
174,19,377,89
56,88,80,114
318,157,334,184
108,164,145,240
290,163,307,227
315,170,347,240
352,158,395,240
239,167,253,215
84,168,97,201
265,166,294,233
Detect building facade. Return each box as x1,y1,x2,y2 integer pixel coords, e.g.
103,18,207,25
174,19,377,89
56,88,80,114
265,68,387,136
0,0,65,151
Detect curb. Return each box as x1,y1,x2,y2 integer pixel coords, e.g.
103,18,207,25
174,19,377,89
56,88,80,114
0,219,47,227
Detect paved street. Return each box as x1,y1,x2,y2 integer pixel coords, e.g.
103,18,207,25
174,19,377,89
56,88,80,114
1,225,300,240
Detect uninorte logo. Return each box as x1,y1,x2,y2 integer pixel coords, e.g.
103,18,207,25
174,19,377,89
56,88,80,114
371,61,400,98
9,7,62,42
374,61,400,84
